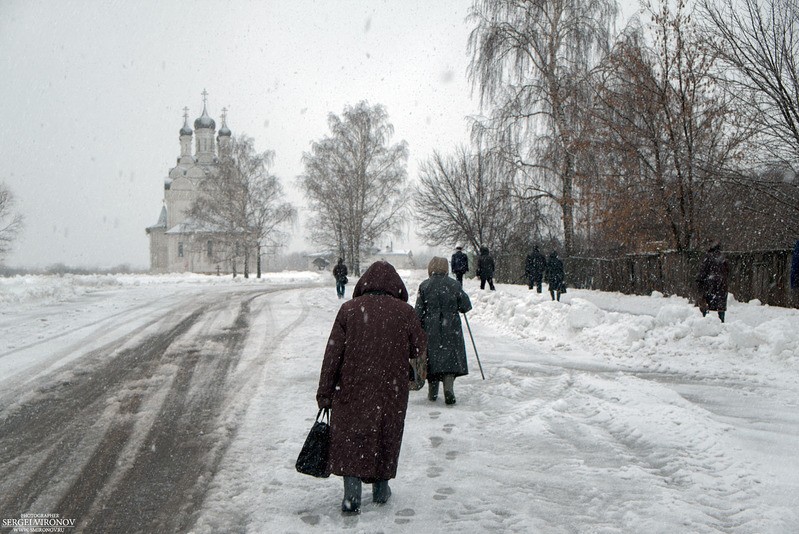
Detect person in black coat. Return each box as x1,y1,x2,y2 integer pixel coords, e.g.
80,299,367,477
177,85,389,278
524,245,546,293
791,240,799,291
451,246,469,285
415,257,472,405
696,242,729,322
546,251,565,301
476,246,496,290
332,258,348,299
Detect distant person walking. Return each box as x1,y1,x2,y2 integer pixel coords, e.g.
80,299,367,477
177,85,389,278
316,261,427,513
451,246,469,285
332,257,348,299
476,246,496,291
546,251,565,301
415,257,472,405
524,245,546,293
792,240,799,291
696,242,729,322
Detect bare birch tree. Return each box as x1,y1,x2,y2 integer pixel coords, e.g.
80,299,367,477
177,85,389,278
187,135,296,278
300,101,408,275
701,0,799,167
467,0,617,255
0,183,23,260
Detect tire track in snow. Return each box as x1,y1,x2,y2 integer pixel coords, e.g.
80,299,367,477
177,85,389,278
0,287,283,532
537,373,767,532
68,292,263,533
187,288,314,533
0,308,203,519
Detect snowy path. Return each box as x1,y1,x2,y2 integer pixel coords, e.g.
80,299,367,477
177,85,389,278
191,277,798,533
1,273,797,533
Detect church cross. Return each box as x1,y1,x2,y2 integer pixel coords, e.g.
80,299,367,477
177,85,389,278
182,106,189,120
201,89,208,105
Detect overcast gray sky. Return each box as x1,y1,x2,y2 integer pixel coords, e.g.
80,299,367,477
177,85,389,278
1,0,484,268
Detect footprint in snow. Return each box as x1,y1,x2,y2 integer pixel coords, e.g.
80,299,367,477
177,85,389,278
395,508,415,523
427,465,444,478
434,487,456,500
300,514,320,525
429,436,443,448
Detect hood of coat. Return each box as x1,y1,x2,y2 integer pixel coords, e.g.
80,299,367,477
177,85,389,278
352,261,409,302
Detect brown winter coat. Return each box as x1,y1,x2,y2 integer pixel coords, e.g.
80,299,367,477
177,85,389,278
316,261,427,481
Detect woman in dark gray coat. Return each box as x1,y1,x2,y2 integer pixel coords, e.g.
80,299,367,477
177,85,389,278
415,257,473,405
696,242,729,322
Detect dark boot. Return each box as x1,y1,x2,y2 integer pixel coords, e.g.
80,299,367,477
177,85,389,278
427,380,439,401
341,476,362,513
372,480,392,504
443,374,456,405
718,311,725,323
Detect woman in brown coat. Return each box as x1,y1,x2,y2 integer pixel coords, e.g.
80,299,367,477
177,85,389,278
316,261,427,513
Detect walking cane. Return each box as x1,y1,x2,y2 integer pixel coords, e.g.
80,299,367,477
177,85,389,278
462,313,485,380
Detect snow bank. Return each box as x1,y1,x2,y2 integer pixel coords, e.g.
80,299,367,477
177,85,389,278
466,281,799,383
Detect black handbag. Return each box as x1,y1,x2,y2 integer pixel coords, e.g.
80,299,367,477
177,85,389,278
296,408,331,478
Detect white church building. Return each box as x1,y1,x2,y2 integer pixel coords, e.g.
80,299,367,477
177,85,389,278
146,92,256,274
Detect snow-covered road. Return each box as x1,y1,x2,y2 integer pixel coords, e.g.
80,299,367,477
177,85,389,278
1,272,797,533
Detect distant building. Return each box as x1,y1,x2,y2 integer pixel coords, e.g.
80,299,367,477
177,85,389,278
146,91,256,274
305,243,415,273
362,243,415,270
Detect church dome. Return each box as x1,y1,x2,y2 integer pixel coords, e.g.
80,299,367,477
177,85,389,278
218,108,231,137
180,118,193,136
194,106,216,130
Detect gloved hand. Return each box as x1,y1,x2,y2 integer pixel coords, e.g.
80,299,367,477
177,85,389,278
318,396,332,409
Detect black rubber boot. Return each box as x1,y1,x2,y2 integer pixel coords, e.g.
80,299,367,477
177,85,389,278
443,375,456,405
372,480,392,504
341,476,362,513
427,380,439,401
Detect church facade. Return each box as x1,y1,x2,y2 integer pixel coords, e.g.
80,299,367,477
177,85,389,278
146,93,256,274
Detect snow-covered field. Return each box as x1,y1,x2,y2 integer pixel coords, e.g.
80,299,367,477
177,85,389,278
1,271,798,533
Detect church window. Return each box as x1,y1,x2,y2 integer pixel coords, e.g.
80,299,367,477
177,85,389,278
207,240,213,257
178,242,184,258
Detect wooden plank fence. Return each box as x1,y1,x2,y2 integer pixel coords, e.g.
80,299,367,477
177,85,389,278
494,249,799,309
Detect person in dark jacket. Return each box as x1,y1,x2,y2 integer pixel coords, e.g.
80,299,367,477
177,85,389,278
791,240,799,291
476,246,496,290
525,245,546,293
332,257,348,299
696,242,730,322
546,251,565,301
451,246,469,285
415,257,473,405
317,261,427,513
